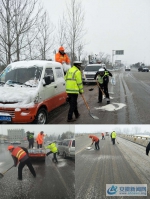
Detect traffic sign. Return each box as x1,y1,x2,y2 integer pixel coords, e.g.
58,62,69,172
115,50,124,55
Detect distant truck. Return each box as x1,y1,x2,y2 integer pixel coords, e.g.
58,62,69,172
125,66,131,71
0,60,67,124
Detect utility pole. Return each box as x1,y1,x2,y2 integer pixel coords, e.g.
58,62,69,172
112,50,115,68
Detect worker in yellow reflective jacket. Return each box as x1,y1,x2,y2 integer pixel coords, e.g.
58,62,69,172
45,142,58,163
111,131,117,145
65,61,84,122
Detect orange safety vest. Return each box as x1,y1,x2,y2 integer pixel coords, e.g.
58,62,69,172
36,133,44,144
12,147,27,161
89,135,99,142
55,52,70,64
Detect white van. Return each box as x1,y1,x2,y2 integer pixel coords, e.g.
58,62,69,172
82,64,106,84
125,66,131,71
0,60,67,124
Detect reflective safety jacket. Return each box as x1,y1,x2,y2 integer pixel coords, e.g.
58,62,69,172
45,143,58,153
89,135,99,143
27,133,34,140
11,147,28,164
36,133,44,144
65,66,83,94
112,131,116,138
55,52,70,64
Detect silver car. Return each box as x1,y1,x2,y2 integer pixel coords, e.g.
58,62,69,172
57,139,75,159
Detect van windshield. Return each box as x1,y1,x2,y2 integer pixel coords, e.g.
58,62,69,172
0,65,43,87
84,65,102,71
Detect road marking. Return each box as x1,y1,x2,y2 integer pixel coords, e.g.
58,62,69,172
95,103,126,111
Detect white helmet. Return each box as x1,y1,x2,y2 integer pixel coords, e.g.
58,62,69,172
99,68,105,72
73,61,82,64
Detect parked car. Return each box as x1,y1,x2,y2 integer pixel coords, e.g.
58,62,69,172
57,139,75,159
0,60,67,124
82,64,106,84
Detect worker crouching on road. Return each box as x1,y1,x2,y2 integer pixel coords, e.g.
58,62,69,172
94,68,112,104
111,131,117,145
146,142,150,156
26,131,34,149
65,61,84,122
101,133,105,140
45,142,58,163
8,145,36,180
89,135,100,150
36,131,45,148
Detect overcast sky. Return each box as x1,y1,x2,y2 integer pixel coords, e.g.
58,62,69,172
75,125,150,134
41,0,150,65
0,125,74,136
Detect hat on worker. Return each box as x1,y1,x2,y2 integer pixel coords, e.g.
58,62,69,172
8,145,14,150
59,46,65,51
73,61,82,64
99,68,105,72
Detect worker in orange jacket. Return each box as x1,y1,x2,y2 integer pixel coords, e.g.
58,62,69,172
36,131,45,148
55,46,70,65
101,133,105,140
89,135,100,150
8,145,36,180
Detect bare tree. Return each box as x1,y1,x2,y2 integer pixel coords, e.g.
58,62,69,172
66,0,86,64
34,11,55,60
0,0,43,65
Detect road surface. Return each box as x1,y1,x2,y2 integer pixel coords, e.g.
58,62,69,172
75,135,150,199
48,67,150,124
0,143,75,199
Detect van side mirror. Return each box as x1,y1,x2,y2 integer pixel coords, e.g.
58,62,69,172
43,76,51,86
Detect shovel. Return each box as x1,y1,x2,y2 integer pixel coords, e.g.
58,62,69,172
89,82,105,99
0,165,14,178
96,81,106,99
81,94,99,119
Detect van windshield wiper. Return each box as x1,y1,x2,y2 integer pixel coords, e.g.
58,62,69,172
6,80,32,87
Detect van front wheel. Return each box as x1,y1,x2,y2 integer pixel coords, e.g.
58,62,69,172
35,108,48,124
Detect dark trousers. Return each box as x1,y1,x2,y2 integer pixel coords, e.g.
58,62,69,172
29,140,34,149
98,83,109,102
18,158,36,180
146,142,150,155
95,140,100,150
112,138,115,145
37,143,42,149
68,93,79,120
102,136,105,140
47,151,58,162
